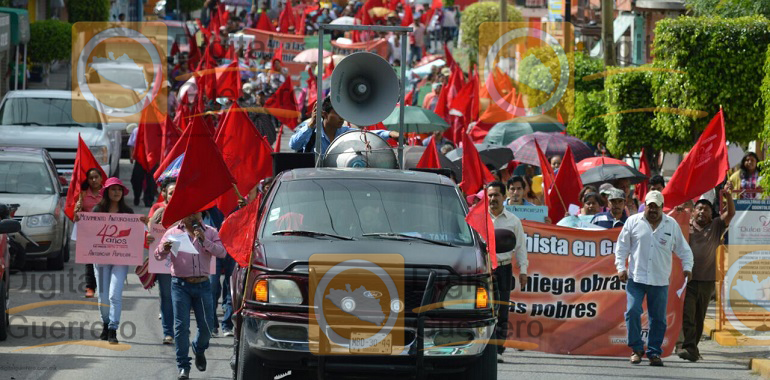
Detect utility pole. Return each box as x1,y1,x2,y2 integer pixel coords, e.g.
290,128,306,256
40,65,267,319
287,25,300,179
500,0,507,23
601,0,616,66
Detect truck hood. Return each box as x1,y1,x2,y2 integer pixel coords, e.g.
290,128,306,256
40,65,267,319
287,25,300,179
260,238,482,275
0,126,102,148
0,194,59,216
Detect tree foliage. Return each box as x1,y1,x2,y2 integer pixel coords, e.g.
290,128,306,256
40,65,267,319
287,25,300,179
570,90,608,145
460,2,521,62
516,46,573,120
685,0,770,19
760,47,770,195
651,16,770,152
67,0,109,23
166,0,205,16
29,20,72,64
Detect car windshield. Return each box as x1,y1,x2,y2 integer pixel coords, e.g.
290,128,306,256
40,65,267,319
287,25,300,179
0,97,101,128
261,179,473,246
0,161,55,194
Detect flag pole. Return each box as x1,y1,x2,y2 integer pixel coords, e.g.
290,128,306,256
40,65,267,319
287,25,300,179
551,183,567,215
232,183,246,203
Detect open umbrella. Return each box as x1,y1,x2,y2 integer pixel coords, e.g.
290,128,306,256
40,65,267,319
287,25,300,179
445,144,513,170
483,115,565,146
411,59,446,77
398,146,461,180
576,156,629,174
330,16,355,25
580,164,648,186
508,132,593,167
381,106,449,133
293,48,332,63
157,153,184,183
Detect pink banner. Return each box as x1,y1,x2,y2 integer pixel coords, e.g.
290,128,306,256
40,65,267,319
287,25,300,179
75,212,145,265
147,223,215,274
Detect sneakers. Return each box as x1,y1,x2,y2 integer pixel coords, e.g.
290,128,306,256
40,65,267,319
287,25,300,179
222,328,234,337
99,324,109,341
630,351,644,364
195,351,207,371
107,329,119,344
649,356,664,367
163,335,174,345
678,349,699,362
497,353,504,363
85,288,95,298
178,368,190,380
210,329,219,338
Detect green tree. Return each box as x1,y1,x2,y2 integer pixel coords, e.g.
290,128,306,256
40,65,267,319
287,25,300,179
460,2,521,64
759,47,770,194
568,53,609,145
67,0,109,23
685,0,770,18
651,16,770,152
166,0,205,18
29,20,72,64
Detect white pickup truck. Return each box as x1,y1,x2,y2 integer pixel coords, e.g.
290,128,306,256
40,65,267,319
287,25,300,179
0,90,127,178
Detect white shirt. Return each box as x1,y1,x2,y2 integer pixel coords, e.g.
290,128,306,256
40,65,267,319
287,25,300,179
490,209,528,273
614,213,694,286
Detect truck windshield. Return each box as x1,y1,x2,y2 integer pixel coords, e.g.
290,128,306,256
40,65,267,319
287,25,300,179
0,161,55,195
0,98,101,129
261,179,473,246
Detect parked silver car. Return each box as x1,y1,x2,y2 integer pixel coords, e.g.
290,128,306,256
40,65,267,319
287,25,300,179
0,147,70,270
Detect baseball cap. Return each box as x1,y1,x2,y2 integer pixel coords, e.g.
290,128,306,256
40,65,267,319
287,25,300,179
645,190,664,207
599,183,614,194
607,188,625,201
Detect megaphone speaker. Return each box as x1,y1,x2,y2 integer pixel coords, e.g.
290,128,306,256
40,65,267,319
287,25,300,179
330,52,400,127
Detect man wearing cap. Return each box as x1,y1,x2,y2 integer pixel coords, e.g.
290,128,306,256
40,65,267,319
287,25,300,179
615,190,694,367
678,184,734,362
591,187,628,228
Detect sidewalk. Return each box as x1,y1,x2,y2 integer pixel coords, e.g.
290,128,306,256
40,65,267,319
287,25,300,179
702,302,770,378
25,62,69,91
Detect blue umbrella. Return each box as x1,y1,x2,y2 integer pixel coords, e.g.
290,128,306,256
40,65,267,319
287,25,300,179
157,153,184,183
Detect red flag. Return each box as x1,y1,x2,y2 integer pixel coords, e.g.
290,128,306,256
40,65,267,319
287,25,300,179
215,108,274,214
154,119,195,181
433,78,451,119
132,121,149,171
161,114,181,158
546,146,582,224
226,43,236,61
265,76,299,129
404,86,417,106
274,125,283,152
401,2,413,26
216,59,242,100
662,110,728,209
64,136,108,220
218,3,229,29
470,69,479,123
634,148,651,205
170,41,180,57
185,26,200,71
138,102,164,170
535,140,555,195
278,1,296,32
465,188,497,268
219,195,260,267
256,12,275,32
161,118,236,227
444,43,456,70
449,76,476,117
416,140,441,169
459,132,495,195
421,7,436,26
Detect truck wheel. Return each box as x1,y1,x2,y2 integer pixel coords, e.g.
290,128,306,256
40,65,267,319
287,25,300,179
0,280,8,341
462,343,497,379
47,249,64,271
236,326,270,380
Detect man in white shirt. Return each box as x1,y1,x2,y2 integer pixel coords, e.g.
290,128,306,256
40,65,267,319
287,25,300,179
615,190,693,367
487,182,528,363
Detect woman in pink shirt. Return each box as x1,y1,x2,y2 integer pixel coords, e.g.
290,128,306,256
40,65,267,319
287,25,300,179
74,168,103,298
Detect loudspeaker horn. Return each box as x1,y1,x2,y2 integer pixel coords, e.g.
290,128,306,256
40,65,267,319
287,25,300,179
330,52,400,127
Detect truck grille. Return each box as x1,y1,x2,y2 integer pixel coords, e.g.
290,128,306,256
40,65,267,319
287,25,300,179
46,148,78,172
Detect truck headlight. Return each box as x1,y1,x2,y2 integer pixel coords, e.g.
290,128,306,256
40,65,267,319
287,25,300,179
255,279,302,304
442,285,488,309
89,145,109,165
26,214,57,228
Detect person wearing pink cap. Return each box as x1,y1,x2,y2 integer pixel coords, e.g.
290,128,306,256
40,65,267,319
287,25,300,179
91,177,146,344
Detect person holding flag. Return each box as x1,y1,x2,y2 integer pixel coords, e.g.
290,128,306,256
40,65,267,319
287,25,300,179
486,181,528,364
73,168,104,298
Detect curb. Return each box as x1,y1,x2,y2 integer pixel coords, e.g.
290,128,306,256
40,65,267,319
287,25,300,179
751,359,770,379
703,318,717,339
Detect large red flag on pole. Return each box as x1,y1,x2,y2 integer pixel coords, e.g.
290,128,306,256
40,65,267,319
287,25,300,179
416,140,441,169
64,136,108,220
546,146,583,224
634,148,651,205
265,76,299,129
465,188,497,268
219,196,260,267
662,110,728,209
459,132,495,195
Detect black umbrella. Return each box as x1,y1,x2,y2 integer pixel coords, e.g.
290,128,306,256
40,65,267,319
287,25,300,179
444,144,514,170
580,164,649,186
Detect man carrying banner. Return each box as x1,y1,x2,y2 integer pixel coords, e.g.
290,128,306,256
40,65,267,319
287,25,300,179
486,181,528,363
678,184,734,362
615,190,693,367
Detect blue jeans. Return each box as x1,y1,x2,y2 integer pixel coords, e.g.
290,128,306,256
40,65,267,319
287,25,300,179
157,273,174,337
625,278,669,357
171,277,214,371
210,255,235,331
94,264,129,330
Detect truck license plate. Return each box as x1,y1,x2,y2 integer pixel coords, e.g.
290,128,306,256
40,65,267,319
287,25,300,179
349,333,391,354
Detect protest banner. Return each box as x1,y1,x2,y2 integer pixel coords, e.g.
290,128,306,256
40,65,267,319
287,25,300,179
75,212,145,266
147,224,216,274
728,200,770,245
505,221,687,356
505,205,548,222
330,38,389,58
241,28,306,80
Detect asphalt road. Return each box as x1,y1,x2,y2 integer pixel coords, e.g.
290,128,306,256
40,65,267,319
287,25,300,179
0,159,762,380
